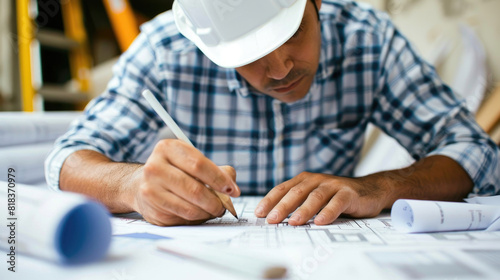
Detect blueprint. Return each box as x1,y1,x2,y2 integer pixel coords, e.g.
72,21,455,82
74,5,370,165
111,196,500,280
112,196,500,248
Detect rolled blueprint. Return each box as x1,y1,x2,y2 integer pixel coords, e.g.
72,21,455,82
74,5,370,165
0,142,55,184
0,182,112,264
0,111,80,147
391,199,500,233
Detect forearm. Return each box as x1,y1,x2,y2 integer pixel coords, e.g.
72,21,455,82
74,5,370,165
60,149,143,213
360,155,474,209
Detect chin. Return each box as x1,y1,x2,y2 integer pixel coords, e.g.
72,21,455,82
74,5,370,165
277,88,310,103
275,94,306,103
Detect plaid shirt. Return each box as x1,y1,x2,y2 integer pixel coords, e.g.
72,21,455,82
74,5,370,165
46,0,499,196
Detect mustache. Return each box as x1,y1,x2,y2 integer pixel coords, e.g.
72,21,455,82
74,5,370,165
265,69,308,89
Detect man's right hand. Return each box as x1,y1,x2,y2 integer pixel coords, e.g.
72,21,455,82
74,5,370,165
133,139,240,226
59,140,240,227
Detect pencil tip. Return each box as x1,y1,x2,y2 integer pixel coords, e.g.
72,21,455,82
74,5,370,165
229,209,238,219
213,191,238,219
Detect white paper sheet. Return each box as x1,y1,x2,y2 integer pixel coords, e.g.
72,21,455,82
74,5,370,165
0,112,80,147
0,142,55,184
465,195,500,205
8,196,500,280
113,197,500,247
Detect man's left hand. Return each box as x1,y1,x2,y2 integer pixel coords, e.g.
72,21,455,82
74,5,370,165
254,172,388,226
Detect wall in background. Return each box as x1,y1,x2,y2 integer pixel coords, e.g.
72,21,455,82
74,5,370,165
356,0,500,160
0,0,17,110
2,0,498,111
359,0,500,87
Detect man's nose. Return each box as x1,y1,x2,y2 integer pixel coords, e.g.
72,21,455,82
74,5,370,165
263,48,293,80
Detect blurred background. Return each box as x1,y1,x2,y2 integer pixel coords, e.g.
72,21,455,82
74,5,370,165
0,0,174,112
0,0,498,112
0,0,498,109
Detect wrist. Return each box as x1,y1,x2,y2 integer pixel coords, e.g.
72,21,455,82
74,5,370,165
358,171,402,209
116,163,144,213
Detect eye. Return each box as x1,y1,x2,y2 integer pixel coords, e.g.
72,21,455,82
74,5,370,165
291,25,304,39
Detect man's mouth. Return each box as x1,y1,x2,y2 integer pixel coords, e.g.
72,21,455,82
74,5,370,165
272,76,304,93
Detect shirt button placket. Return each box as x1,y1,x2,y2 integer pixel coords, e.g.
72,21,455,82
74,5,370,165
273,100,285,185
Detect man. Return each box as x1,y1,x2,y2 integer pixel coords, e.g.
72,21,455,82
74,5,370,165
45,0,500,226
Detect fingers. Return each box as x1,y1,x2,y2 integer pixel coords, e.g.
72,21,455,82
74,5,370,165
143,163,226,217
157,140,240,197
137,174,223,226
254,175,303,218
218,165,240,198
219,165,237,182
136,139,242,226
314,188,354,225
287,186,333,226
256,173,375,226
142,186,218,224
256,172,327,224
266,180,314,224
143,202,213,226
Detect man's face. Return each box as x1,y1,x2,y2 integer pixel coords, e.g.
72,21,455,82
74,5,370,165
235,0,322,103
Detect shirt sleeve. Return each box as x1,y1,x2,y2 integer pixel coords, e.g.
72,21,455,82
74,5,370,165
369,21,500,196
44,31,165,191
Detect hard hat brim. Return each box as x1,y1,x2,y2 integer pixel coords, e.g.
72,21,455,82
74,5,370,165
173,0,308,68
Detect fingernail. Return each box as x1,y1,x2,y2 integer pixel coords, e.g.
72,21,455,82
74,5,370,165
222,185,233,194
267,210,278,222
255,206,264,216
289,213,301,224
315,215,325,224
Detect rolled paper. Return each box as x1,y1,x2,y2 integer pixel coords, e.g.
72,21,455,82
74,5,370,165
0,183,112,264
391,199,500,233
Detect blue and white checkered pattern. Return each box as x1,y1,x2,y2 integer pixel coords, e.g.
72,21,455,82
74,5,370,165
45,0,499,196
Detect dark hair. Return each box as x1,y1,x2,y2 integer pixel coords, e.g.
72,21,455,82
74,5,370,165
310,0,320,20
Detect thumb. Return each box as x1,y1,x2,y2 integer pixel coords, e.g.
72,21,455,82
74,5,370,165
218,165,240,197
218,165,237,182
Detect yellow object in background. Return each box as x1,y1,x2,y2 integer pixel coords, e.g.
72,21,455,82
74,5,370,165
62,0,93,96
16,0,35,111
16,0,92,112
103,0,140,52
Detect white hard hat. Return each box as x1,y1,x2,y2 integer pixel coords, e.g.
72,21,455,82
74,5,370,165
173,0,307,68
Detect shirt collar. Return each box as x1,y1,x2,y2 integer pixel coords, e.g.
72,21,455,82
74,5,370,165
316,15,335,81
225,68,251,97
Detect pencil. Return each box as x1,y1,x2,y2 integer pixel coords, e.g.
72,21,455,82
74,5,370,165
142,89,238,219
